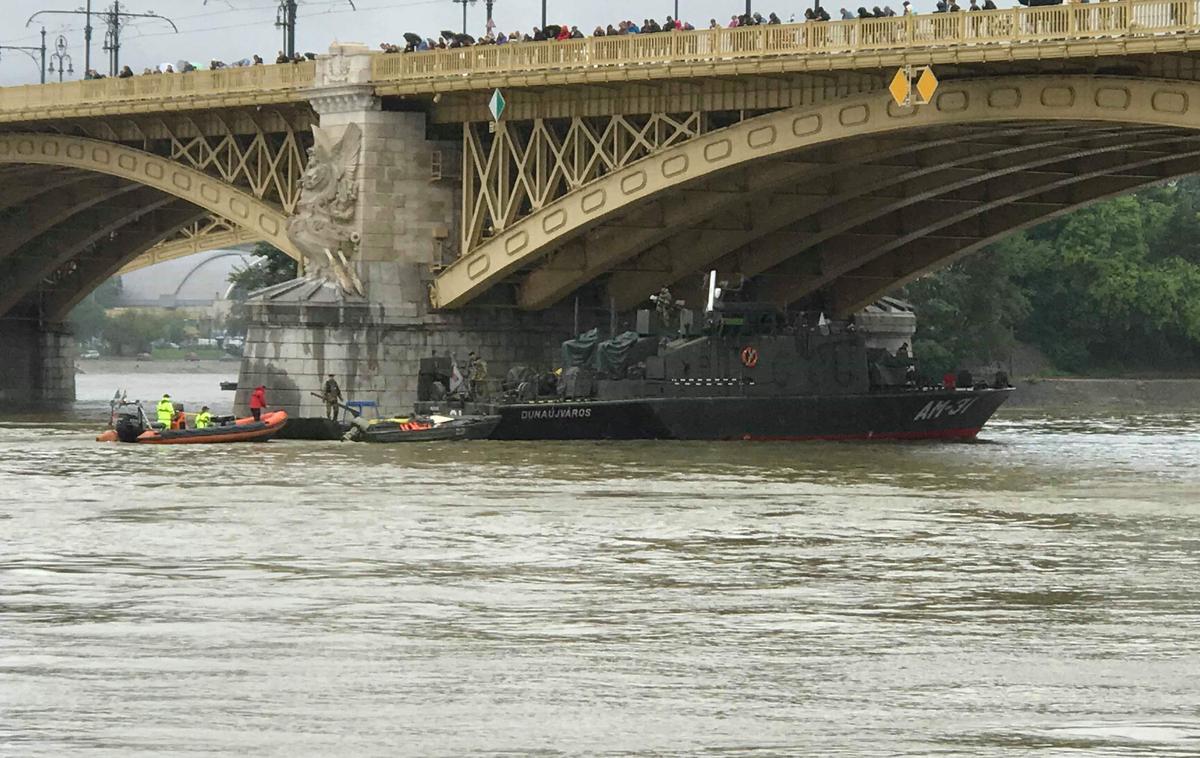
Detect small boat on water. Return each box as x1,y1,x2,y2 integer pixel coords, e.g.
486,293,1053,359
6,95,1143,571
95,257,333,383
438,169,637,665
96,395,287,445
347,414,500,443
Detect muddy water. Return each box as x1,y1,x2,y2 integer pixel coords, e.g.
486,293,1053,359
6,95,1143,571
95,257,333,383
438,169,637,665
1,374,1198,756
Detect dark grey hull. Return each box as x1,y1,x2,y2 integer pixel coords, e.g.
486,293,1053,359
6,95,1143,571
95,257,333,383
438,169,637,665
459,388,1013,441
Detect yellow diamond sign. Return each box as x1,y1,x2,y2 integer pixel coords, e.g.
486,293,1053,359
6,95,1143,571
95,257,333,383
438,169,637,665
888,68,911,107
915,66,939,105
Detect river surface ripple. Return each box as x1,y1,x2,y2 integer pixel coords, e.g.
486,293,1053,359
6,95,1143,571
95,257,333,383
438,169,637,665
1,376,1199,756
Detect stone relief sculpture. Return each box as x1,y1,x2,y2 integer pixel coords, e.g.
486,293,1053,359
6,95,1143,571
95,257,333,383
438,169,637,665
287,122,366,297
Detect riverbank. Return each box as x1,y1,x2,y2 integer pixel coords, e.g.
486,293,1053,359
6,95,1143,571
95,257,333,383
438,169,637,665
1007,377,1200,411
76,357,238,376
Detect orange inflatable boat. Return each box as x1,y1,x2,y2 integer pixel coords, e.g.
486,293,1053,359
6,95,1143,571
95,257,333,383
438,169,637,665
98,409,288,444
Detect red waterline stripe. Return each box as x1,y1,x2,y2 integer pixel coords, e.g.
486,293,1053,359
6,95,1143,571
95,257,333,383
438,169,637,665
743,427,982,442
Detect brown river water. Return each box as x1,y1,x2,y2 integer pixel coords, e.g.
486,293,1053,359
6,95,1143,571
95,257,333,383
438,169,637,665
1,371,1199,756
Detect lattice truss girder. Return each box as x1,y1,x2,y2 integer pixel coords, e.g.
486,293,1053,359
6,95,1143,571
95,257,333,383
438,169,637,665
145,115,307,215
463,112,704,255
47,110,312,260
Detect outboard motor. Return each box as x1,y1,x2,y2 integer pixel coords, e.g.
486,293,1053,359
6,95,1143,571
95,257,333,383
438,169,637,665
114,410,146,443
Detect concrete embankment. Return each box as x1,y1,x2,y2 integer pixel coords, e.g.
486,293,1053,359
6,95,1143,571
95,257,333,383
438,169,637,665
77,358,238,376
1007,378,1200,411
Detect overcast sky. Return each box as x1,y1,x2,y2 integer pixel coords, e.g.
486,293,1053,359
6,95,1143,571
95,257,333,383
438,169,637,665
1,0,945,85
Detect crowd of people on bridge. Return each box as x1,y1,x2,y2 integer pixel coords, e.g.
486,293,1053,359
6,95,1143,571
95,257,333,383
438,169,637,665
377,0,1058,54
77,0,1083,77
380,11,827,53
83,50,318,79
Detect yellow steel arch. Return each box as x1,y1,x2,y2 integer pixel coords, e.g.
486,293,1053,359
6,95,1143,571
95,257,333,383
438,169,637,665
430,76,1200,311
0,133,299,262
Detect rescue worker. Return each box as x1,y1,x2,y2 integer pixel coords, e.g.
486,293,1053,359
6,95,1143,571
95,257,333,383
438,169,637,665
171,403,187,431
467,352,488,400
195,406,213,429
249,385,267,421
156,393,174,428
322,374,343,420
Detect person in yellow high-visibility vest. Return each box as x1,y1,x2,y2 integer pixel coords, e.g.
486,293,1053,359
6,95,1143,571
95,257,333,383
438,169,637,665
155,394,174,428
195,406,213,429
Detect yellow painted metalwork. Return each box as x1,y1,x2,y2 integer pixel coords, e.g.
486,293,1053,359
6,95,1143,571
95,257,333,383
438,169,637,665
372,0,1198,91
429,76,1200,311
462,113,703,255
0,133,299,261
0,62,315,123
120,219,262,274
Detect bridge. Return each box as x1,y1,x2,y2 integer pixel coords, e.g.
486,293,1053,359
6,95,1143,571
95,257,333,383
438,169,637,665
4,0,1200,408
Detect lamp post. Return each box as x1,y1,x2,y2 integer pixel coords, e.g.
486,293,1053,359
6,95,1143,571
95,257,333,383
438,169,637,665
275,1,354,61
48,34,72,82
541,0,546,29
276,0,298,58
0,31,48,84
28,2,175,77
451,0,478,35
99,1,178,77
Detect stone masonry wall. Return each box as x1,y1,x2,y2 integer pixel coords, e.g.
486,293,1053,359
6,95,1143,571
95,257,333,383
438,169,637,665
0,319,75,404
237,305,580,417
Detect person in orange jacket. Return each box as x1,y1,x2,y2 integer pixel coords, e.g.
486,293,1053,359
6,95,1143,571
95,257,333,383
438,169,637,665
249,385,267,421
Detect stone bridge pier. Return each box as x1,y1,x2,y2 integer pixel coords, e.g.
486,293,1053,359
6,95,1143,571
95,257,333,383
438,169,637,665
0,319,74,405
235,44,579,417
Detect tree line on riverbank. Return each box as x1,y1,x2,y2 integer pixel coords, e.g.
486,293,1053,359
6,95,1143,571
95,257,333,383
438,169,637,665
904,177,1200,377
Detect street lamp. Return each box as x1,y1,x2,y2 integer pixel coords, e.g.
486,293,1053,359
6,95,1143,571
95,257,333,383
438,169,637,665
451,0,478,35
48,35,73,82
26,2,91,74
275,0,355,60
29,2,176,77
0,29,47,84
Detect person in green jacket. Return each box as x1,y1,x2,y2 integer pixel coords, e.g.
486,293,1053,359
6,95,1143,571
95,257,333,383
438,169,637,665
195,406,213,429
156,394,174,428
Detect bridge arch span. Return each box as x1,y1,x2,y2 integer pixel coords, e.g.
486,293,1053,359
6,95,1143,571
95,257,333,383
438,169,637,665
0,134,299,262
431,76,1200,312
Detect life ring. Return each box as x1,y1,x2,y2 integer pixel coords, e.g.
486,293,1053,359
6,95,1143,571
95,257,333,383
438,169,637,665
740,346,759,368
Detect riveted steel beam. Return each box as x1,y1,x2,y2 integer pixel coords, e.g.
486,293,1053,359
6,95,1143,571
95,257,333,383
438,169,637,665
602,126,1170,309
824,153,1200,314
433,76,1200,311
0,186,178,316
0,176,141,264
43,202,208,320
0,133,298,261
756,141,1200,306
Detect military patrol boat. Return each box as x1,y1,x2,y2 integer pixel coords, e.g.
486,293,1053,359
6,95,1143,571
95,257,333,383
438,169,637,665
416,282,1012,441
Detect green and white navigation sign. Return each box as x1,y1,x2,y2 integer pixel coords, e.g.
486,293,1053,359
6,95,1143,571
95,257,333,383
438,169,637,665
488,89,506,122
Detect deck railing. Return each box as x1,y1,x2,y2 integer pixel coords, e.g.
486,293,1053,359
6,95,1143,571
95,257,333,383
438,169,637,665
0,61,316,114
0,0,1195,114
371,0,1198,83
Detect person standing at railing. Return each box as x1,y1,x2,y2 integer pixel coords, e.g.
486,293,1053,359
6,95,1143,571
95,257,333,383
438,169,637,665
903,1,913,14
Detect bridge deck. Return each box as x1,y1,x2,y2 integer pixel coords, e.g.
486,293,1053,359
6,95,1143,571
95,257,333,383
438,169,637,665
0,62,316,123
371,0,1200,94
3,0,1200,124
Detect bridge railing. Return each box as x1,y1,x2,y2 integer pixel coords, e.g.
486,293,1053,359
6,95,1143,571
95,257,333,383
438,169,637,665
371,0,1197,84
0,61,316,113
